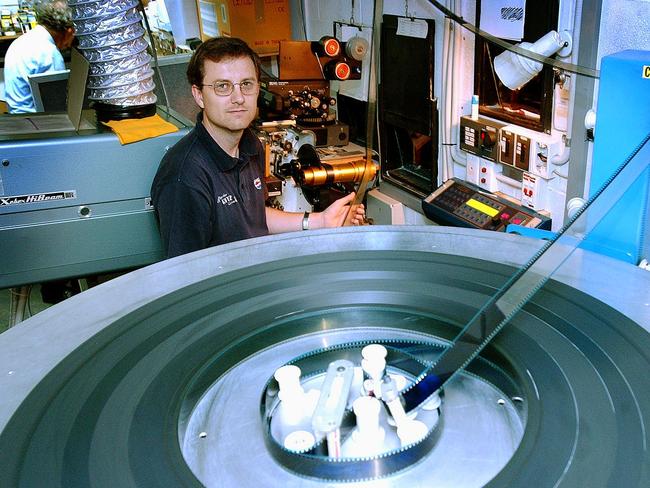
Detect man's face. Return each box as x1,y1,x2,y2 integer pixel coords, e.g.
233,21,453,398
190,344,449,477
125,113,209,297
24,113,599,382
191,56,259,139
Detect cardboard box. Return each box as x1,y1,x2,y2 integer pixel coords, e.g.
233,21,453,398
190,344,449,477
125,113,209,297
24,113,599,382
197,0,230,40
230,0,291,55
278,41,323,80
198,0,291,55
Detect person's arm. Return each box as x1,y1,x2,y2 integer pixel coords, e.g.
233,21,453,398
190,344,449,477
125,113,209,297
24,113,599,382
265,193,365,234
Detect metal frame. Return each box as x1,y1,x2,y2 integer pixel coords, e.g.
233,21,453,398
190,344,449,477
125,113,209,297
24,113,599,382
27,69,70,112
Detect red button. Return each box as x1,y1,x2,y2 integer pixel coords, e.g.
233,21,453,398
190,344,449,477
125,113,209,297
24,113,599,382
335,62,351,80
323,38,340,56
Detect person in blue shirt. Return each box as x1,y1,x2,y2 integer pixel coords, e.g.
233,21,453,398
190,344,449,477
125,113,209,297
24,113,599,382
3,0,75,114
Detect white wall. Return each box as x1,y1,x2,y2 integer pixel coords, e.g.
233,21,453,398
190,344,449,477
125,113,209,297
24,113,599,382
597,0,650,62
164,0,201,47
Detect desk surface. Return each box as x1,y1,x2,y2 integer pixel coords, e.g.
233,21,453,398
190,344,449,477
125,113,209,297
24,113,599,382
0,106,192,142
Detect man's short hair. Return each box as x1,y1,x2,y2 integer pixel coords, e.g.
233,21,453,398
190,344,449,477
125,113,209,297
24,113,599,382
35,0,74,32
187,37,261,87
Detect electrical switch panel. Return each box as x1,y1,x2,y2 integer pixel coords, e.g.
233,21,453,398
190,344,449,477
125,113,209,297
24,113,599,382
460,116,506,162
458,115,567,230
478,158,500,192
499,129,515,166
465,154,480,185
515,134,530,171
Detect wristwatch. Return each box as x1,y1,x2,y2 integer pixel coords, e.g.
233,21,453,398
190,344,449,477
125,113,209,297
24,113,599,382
302,211,310,231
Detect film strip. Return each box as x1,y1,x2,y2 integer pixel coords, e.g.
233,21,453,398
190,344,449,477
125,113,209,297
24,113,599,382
341,153,376,226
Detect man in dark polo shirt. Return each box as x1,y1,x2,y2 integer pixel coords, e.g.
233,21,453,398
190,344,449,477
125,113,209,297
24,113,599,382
151,37,364,259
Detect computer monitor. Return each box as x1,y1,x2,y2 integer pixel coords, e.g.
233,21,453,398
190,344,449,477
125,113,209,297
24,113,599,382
28,69,70,112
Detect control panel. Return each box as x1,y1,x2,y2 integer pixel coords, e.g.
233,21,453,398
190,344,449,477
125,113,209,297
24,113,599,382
422,178,551,231
460,116,506,162
458,113,567,231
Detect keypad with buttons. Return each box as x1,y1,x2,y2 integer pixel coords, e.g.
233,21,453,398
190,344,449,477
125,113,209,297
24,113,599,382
427,178,550,231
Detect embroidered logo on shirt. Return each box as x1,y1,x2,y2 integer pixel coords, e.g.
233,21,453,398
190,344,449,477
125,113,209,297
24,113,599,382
217,193,238,206
253,177,262,190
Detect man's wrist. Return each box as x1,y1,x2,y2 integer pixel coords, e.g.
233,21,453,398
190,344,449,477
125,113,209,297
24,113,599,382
302,211,310,231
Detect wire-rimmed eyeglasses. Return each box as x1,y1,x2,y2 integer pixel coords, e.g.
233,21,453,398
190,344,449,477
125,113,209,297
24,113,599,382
201,80,259,96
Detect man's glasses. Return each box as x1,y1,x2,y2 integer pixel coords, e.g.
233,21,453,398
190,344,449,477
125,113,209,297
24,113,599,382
202,80,259,96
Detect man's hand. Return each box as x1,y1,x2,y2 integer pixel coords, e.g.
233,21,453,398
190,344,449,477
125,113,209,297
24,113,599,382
317,192,366,228
266,193,366,234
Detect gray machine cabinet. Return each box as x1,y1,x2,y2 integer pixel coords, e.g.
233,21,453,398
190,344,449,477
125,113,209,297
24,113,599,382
0,110,192,288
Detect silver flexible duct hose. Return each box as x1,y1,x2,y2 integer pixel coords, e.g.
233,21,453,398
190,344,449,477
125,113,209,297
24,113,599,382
69,0,157,116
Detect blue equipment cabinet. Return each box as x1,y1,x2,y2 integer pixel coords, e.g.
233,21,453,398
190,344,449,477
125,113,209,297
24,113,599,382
588,50,650,263
0,108,192,288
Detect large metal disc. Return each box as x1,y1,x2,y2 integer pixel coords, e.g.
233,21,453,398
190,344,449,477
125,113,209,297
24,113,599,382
1,227,649,487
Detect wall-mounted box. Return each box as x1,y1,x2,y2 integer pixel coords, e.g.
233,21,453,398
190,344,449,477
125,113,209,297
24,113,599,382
278,41,323,80
459,116,506,162
499,129,515,166
500,124,564,178
515,134,530,171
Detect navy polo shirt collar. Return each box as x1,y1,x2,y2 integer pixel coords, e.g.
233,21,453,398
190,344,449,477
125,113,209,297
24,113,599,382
195,112,259,172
